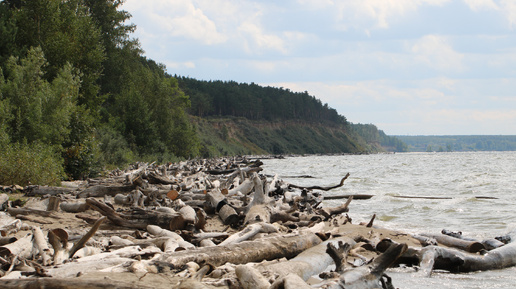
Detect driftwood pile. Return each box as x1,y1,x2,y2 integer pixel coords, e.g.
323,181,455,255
0,156,515,288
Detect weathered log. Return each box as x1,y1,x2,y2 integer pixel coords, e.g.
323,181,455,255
7,207,58,218
236,264,270,289
258,236,356,281
0,237,16,246
32,226,52,265
420,233,485,253
326,241,353,273
157,233,322,269
227,179,254,196
270,273,313,289
441,229,504,250
24,186,76,197
60,201,89,213
47,196,61,211
146,172,177,185
319,196,353,220
0,278,155,289
218,204,239,226
78,185,135,198
414,240,516,275
86,198,185,230
323,242,407,289
219,222,278,246
288,173,350,191
244,204,271,225
0,233,32,259
324,194,374,200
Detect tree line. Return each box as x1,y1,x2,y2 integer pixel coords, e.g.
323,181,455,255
0,0,405,186
0,0,198,185
178,77,348,125
395,135,516,152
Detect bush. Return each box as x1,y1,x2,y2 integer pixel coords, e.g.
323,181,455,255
0,142,64,186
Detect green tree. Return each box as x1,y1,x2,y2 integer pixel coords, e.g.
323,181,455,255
10,0,105,113
2,47,79,145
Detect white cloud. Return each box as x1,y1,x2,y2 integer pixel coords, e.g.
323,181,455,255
238,18,287,54
500,0,516,28
331,0,450,31
463,0,498,11
411,35,464,71
124,0,226,45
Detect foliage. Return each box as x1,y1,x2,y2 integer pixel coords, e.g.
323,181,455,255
0,141,64,186
0,0,200,182
350,123,408,152
178,77,348,125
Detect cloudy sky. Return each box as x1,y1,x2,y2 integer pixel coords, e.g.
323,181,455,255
122,0,516,135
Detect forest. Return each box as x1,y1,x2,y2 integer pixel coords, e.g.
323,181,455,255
396,135,516,152
0,0,404,187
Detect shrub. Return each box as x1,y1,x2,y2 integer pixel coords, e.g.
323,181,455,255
0,142,64,186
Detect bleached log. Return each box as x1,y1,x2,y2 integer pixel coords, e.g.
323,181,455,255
147,225,195,249
199,239,216,247
265,174,279,194
32,226,51,265
219,222,278,246
228,179,254,196
47,196,60,211
86,198,185,230
7,207,57,218
235,264,270,289
270,273,313,289
59,201,89,213
319,195,353,220
258,236,356,281
420,233,485,253
0,193,9,206
0,234,32,259
179,205,196,224
322,242,407,289
244,204,271,225
414,240,516,276
158,233,322,269
0,278,155,289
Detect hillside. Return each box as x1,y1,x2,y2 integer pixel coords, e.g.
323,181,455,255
179,77,406,156
395,135,516,152
192,116,381,157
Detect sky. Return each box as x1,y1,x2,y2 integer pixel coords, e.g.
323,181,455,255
122,0,516,135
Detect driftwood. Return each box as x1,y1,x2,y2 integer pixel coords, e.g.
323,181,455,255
258,236,356,281
419,233,485,253
322,242,407,289
86,198,185,230
0,278,155,289
288,173,350,191
413,240,516,275
1,157,512,288
24,186,76,197
158,232,322,269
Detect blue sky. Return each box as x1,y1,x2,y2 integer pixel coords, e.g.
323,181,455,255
122,0,516,135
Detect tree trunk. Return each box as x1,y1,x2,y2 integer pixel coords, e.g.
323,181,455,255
156,233,322,269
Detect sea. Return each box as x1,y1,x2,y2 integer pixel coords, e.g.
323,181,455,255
261,151,516,289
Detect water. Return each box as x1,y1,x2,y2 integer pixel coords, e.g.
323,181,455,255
262,151,516,288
